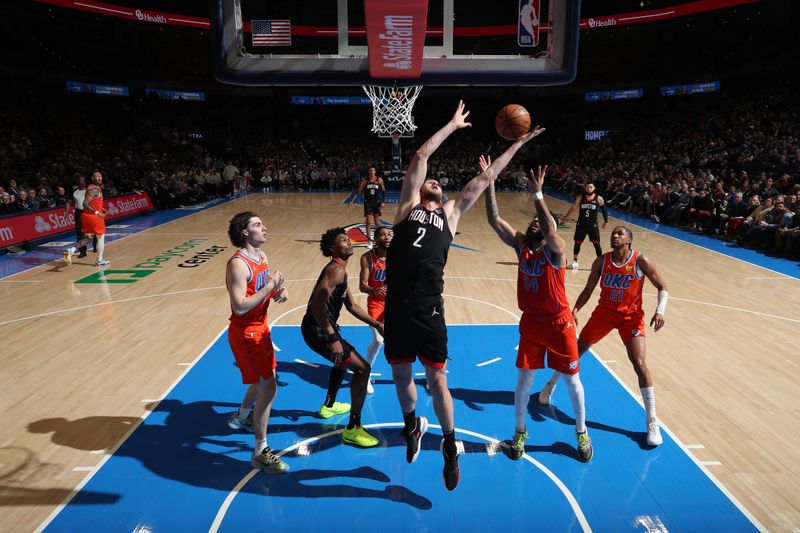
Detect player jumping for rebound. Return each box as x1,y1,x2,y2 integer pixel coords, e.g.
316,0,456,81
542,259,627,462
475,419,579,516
483,161,594,463
562,182,608,270
359,225,391,394
385,100,545,490
539,226,669,446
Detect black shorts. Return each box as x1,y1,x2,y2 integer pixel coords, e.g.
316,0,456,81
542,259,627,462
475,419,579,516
574,223,600,243
384,295,448,368
364,202,382,217
300,315,356,367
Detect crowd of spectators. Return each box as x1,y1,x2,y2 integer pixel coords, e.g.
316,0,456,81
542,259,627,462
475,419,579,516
1,76,798,259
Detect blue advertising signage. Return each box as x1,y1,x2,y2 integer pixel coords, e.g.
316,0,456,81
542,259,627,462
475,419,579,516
145,88,206,101
292,96,371,105
660,81,720,96
585,88,643,102
67,81,129,97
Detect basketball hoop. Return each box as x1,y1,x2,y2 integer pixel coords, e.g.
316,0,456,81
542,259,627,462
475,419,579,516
362,85,422,137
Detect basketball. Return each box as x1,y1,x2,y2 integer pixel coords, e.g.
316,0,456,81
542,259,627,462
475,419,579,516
495,104,531,140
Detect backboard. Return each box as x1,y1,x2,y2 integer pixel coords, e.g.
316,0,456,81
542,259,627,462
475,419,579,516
211,0,581,87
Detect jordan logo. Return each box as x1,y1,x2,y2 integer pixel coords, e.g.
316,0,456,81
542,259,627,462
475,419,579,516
431,308,440,317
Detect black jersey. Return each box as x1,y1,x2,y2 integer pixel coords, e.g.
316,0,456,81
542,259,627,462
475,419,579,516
303,259,348,326
364,179,381,204
577,194,602,225
386,204,452,298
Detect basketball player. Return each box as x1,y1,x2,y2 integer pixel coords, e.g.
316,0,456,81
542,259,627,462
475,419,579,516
359,225,392,394
562,182,608,270
63,171,110,266
349,166,385,249
301,227,384,447
385,100,545,490
225,211,290,472
539,226,669,446
483,162,593,463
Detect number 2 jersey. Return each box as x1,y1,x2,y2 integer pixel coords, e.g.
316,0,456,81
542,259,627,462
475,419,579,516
517,242,571,318
386,204,451,298
595,249,645,315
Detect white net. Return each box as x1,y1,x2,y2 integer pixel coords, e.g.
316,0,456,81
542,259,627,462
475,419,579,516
362,85,422,137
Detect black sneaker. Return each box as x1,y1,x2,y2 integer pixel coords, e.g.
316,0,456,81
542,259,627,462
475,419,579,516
440,439,460,491
403,416,428,463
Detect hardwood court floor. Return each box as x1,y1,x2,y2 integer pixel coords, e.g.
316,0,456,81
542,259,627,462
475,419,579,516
0,192,798,532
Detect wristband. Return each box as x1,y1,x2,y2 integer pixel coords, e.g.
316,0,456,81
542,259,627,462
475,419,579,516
655,290,668,315
533,191,544,200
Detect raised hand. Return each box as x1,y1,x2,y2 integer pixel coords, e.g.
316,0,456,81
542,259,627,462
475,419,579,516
527,164,549,194
450,100,472,129
478,154,491,172
516,125,546,144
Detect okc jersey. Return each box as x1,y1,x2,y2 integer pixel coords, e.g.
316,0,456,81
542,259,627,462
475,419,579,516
596,250,645,314
577,193,601,226
366,250,386,303
517,243,570,317
86,184,103,214
228,250,271,326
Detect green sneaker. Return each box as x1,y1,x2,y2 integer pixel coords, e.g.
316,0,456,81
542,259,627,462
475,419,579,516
342,426,379,447
576,431,594,463
509,430,528,460
251,447,289,473
319,402,351,419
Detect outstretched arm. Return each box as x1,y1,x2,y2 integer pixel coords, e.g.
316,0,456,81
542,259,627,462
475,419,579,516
344,287,384,336
447,126,546,230
638,254,668,332
563,196,581,220
395,101,471,223
528,165,567,260
483,156,525,249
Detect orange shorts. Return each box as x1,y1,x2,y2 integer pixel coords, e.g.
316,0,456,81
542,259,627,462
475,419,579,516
517,312,580,374
81,212,106,235
579,310,645,345
228,323,277,384
367,297,385,323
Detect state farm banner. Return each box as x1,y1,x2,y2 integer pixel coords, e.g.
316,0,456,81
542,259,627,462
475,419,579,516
0,192,153,248
364,0,429,79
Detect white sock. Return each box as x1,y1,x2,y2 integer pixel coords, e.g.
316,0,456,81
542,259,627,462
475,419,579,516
641,386,657,419
563,372,587,433
68,246,77,254
255,437,267,456
366,327,383,367
238,407,252,419
96,235,105,261
514,369,536,433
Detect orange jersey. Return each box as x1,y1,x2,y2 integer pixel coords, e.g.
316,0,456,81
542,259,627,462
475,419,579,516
517,243,570,318
596,250,645,315
86,184,103,214
227,249,271,327
366,249,387,304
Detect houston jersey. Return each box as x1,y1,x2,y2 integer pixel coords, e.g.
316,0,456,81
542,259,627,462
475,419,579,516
227,250,271,326
364,178,381,203
366,250,386,303
517,243,570,317
577,193,601,225
597,250,645,314
86,184,103,214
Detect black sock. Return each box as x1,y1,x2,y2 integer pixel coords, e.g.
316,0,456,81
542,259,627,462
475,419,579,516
443,429,457,456
324,366,346,408
347,412,361,430
402,410,416,433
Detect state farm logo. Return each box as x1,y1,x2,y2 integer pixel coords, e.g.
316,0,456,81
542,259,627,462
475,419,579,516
588,17,617,28
34,216,52,233
380,15,414,70
107,202,120,216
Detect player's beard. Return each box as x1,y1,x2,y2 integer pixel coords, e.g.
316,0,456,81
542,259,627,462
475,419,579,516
526,227,543,244
420,185,442,202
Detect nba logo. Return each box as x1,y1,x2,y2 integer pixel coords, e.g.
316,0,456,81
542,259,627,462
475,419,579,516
518,0,540,47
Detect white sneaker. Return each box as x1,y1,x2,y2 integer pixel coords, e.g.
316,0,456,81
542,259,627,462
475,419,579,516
569,260,579,270
367,379,375,394
538,381,557,406
95,259,111,267
646,416,663,446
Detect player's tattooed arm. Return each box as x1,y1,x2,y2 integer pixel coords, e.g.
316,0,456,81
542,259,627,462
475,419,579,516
482,158,523,248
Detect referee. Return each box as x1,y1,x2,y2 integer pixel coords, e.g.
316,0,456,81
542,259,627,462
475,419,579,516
64,176,89,258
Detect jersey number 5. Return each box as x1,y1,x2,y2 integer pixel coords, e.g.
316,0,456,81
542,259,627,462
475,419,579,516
412,227,426,248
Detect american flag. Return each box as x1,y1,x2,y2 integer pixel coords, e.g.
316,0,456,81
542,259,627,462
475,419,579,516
251,20,291,46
